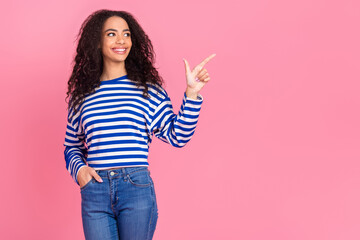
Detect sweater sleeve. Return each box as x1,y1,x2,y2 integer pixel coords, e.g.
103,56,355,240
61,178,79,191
149,90,203,147
63,105,88,186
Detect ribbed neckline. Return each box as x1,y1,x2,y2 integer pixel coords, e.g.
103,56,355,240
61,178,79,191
100,74,128,84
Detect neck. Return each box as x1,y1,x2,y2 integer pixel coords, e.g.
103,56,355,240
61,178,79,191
100,60,127,81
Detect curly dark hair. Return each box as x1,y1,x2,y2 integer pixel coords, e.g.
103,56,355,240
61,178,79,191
65,9,164,120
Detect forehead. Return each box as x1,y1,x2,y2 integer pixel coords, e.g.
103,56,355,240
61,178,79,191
103,16,129,30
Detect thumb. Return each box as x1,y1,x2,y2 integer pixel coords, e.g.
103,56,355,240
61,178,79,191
183,58,191,75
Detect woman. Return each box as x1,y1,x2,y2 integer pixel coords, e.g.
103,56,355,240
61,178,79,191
63,9,215,240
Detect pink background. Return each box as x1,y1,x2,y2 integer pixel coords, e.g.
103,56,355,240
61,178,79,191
1,0,359,239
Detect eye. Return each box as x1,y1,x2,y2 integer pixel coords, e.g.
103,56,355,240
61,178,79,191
107,32,115,37
124,32,131,37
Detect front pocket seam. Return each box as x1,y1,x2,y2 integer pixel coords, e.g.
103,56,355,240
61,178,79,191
127,172,151,187
80,178,94,191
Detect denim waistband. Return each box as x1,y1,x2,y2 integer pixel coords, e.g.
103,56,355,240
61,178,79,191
94,166,149,178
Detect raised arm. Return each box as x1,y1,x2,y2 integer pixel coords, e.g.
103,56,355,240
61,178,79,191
149,53,216,147
149,89,203,147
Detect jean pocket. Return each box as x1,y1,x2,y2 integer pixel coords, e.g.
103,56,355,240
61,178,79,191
127,169,152,187
80,177,94,192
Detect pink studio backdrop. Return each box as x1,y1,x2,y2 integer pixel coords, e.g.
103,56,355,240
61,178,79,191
0,0,359,239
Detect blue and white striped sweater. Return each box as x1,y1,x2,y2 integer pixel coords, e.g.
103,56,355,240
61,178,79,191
63,75,203,185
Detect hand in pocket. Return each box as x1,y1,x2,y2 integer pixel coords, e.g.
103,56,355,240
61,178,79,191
77,166,103,188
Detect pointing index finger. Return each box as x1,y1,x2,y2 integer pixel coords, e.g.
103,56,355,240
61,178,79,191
198,53,216,69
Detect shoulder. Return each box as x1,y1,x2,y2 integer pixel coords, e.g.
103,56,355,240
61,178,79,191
146,82,169,101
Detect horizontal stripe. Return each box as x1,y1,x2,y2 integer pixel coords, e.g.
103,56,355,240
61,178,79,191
85,162,149,168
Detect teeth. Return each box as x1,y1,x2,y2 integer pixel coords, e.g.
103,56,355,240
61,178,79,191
113,48,125,52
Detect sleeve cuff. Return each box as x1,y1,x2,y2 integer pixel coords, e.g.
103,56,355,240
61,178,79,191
74,164,87,186
184,92,203,102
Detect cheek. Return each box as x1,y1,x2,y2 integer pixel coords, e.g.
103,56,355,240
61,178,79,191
103,38,115,46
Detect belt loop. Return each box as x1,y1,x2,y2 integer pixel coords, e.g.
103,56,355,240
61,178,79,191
121,167,126,174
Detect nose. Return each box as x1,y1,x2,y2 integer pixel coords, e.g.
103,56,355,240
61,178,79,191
116,37,125,44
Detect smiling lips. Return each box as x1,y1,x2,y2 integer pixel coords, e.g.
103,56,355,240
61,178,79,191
112,48,127,54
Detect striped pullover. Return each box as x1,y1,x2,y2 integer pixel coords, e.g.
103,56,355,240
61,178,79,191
63,75,203,185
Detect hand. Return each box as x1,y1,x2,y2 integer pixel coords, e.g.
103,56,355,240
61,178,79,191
77,166,103,188
183,53,216,96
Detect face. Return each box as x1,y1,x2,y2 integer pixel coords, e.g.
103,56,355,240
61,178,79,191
99,16,132,63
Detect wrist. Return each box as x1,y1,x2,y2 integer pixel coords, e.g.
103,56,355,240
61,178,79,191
185,88,199,100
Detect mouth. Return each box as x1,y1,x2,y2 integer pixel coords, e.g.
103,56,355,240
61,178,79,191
112,47,128,55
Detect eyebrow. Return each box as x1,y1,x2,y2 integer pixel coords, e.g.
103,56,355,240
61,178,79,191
104,28,130,33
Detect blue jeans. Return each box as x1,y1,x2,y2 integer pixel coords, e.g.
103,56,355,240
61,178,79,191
80,166,158,240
